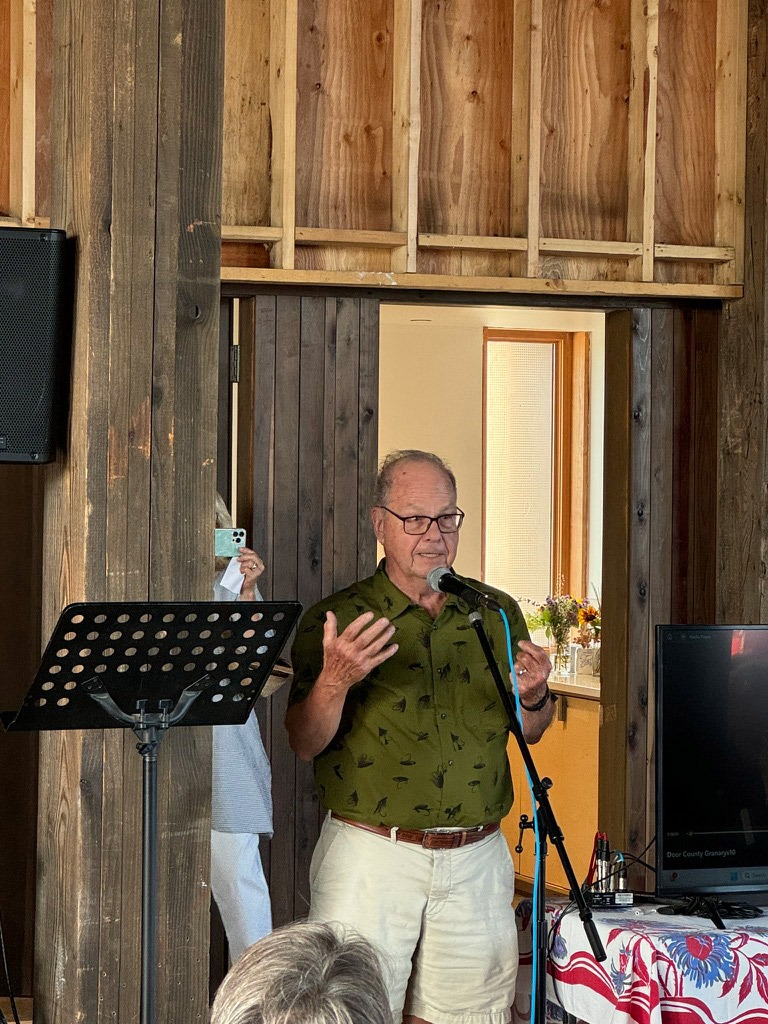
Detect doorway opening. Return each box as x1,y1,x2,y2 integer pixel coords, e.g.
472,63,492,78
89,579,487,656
377,301,605,894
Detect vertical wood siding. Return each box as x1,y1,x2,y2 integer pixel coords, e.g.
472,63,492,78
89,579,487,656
600,306,718,885
235,292,379,926
35,2,224,1021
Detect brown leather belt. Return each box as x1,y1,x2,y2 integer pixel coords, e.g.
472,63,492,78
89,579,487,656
331,813,500,850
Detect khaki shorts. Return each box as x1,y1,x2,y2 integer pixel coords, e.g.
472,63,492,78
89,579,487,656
308,814,518,1024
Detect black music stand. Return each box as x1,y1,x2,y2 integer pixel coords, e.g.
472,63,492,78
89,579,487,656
2,599,302,1024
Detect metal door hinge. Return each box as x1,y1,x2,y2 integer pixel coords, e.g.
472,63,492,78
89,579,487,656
229,345,240,383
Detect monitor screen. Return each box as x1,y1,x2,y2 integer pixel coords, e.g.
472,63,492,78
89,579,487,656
656,625,768,896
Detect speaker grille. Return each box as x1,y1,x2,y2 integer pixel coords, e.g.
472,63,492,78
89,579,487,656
0,227,69,463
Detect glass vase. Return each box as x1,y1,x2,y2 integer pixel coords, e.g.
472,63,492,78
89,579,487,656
553,642,570,675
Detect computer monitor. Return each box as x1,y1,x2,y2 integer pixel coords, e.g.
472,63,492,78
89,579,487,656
655,624,768,898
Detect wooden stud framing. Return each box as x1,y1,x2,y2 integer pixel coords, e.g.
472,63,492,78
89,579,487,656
223,225,283,243
8,0,35,224
655,244,735,262
640,0,659,281
221,265,741,299
540,239,643,257
4,0,750,295
526,0,543,277
295,227,407,248
391,0,421,272
419,233,527,252
270,0,297,269
510,0,532,239
212,0,744,294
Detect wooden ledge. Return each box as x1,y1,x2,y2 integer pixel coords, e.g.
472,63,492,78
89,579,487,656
220,267,743,300
0,998,32,1023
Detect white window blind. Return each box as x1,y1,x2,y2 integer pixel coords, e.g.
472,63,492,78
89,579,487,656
484,340,554,609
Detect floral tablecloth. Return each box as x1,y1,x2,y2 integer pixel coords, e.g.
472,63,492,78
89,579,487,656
512,898,768,1024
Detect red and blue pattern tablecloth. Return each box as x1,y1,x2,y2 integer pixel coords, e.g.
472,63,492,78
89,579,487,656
512,898,768,1024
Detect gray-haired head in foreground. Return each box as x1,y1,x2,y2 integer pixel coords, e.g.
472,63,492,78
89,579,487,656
373,450,457,508
209,921,390,1024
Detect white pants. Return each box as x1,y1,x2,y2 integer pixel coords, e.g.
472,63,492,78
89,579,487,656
309,815,518,1024
211,830,272,963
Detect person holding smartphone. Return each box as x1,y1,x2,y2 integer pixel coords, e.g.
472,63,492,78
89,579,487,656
211,493,273,961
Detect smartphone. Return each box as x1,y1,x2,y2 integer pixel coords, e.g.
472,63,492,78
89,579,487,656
214,527,247,557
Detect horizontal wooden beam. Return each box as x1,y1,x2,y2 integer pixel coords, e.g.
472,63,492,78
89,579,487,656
294,227,408,248
0,998,31,1024
419,233,527,252
222,225,283,242
540,238,643,256
221,266,742,299
654,243,736,262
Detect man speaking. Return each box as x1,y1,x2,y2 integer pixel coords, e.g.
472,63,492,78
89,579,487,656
287,450,554,1024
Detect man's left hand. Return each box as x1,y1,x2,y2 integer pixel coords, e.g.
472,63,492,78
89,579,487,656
513,639,552,704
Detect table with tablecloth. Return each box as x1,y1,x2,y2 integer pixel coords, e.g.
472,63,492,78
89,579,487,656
511,897,768,1024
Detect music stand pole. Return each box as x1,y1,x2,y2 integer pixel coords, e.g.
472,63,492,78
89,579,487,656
84,684,214,1024
140,726,159,1024
468,611,605,1022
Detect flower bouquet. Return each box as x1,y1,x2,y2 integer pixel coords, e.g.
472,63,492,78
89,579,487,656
573,597,601,675
524,590,580,674
575,600,601,646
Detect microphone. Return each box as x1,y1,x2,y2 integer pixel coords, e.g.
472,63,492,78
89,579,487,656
427,566,501,612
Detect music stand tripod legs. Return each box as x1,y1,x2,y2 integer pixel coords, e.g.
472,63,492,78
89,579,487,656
467,610,606,1024
85,679,211,1024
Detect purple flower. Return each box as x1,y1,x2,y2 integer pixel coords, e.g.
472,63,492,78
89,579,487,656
662,932,736,988
550,930,567,960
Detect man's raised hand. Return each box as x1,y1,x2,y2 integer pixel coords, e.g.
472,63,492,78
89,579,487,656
321,610,398,691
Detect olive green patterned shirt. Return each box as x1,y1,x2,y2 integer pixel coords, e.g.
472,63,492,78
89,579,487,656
289,562,529,829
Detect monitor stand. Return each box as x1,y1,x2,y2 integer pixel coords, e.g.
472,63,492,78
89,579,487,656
656,896,727,929
656,895,763,929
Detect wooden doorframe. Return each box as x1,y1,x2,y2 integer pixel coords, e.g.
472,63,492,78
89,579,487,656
219,283,721,903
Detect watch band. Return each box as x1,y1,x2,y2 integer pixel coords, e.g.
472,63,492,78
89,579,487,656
519,685,556,713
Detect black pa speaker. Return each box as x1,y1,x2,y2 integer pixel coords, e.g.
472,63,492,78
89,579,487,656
0,226,70,463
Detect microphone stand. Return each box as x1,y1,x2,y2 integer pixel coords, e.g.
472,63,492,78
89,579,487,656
467,610,606,1023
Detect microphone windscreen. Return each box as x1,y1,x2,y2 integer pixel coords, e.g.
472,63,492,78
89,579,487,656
427,566,451,593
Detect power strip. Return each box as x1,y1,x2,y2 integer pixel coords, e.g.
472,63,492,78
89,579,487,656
584,891,634,908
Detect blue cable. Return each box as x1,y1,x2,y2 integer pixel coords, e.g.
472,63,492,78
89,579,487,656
499,607,542,1024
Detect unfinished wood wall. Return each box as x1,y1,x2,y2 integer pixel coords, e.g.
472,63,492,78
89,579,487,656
218,0,746,298
1,0,748,298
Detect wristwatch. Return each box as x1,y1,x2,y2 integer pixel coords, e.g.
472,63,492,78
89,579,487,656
519,685,557,713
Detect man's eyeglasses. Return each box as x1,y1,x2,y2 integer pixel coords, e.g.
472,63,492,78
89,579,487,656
377,506,465,535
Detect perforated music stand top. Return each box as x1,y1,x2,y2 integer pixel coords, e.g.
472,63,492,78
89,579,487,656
1,600,302,732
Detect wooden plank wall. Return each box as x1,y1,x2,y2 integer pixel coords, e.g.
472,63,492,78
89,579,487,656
717,0,768,626
232,293,379,927
0,467,43,996
33,2,224,1022
600,306,718,881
